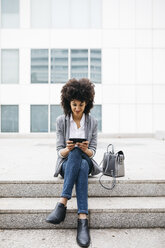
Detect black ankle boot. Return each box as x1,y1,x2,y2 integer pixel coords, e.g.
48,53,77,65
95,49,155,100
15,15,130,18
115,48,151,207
76,219,90,247
46,202,67,224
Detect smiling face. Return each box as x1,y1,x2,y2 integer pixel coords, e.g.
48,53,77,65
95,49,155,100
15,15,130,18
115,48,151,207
70,99,86,119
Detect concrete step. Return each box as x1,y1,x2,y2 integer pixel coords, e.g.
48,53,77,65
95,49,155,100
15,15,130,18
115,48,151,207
0,197,165,229
1,177,165,197
0,228,165,248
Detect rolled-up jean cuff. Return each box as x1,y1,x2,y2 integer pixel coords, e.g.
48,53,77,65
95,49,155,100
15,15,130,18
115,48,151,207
60,194,71,200
78,210,88,215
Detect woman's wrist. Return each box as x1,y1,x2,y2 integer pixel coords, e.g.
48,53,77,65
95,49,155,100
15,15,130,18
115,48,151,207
60,146,93,158
84,148,93,157
60,147,70,158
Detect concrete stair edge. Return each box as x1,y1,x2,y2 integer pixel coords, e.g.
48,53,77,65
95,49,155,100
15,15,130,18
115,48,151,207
1,180,165,197
0,228,165,248
0,197,165,229
1,178,165,184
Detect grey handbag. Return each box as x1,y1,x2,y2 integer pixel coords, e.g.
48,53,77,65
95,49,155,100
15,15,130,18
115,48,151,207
99,144,125,190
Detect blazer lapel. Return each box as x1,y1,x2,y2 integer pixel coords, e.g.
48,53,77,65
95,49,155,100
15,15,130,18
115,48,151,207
85,114,89,140
65,115,70,141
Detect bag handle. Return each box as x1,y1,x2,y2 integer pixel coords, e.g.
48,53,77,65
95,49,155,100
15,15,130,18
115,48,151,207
107,144,114,154
98,144,115,170
99,171,116,190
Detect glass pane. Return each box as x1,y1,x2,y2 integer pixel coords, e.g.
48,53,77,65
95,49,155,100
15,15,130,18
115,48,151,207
31,0,51,28
91,105,102,132
50,105,63,132
1,49,19,84
90,0,102,28
31,105,48,132
1,105,19,132
70,0,89,28
71,49,88,79
1,0,19,28
51,49,68,83
90,49,101,84
31,49,48,84
52,0,70,28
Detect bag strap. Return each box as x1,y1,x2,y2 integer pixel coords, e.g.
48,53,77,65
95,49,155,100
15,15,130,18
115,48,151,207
99,171,116,190
98,143,116,190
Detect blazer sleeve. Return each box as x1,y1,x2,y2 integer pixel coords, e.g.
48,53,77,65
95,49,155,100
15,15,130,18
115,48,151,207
56,116,66,153
88,118,98,158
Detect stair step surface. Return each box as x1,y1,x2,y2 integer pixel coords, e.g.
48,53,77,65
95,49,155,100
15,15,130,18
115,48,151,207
1,178,165,197
0,197,165,212
0,228,165,248
0,197,165,229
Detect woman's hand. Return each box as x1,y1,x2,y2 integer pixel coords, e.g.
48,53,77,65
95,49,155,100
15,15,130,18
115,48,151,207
66,140,76,151
77,141,89,153
59,140,75,158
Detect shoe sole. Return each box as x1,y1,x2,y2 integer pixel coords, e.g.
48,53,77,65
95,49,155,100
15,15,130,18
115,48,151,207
45,218,64,225
45,210,66,225
76,238,90,247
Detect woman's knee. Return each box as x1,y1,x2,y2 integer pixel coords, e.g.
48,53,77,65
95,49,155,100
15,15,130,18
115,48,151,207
68,147,82,158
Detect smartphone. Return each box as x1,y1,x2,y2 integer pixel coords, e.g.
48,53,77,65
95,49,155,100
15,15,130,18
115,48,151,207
69,138,87,143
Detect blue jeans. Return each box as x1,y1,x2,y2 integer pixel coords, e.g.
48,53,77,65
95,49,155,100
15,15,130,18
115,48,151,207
60,147,93,215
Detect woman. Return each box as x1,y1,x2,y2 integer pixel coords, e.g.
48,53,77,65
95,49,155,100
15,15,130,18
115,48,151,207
46,78,100,247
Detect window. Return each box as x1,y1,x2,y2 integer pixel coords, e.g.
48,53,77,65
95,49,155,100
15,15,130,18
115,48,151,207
70,0,89,28
50,104,102,132
31,0,102,28
1,49,19,84
51,49,68,83
90,0,102,28
1,0,19,28
31,49,48,84
1,105,19,132
31,105,48,132
71,49,88,79
90,49,101,84
50,105,63,132
91,105,102,132
31,48,101,83
31,0,51,28
51,0,69,28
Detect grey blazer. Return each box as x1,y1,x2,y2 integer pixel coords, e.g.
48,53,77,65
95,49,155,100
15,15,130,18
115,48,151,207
54,114,101,177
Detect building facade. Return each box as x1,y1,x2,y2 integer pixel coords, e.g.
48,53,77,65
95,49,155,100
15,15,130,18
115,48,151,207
0,0,165,136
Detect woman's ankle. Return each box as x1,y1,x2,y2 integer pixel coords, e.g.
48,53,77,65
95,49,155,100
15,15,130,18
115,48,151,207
78,213,87,219
60,197,68,207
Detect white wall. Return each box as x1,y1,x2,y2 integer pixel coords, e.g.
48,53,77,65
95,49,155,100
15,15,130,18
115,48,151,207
0,0,165,135
102,0,165,134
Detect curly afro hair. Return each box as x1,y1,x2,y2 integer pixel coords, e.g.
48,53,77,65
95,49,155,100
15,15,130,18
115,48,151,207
61,78,95,115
